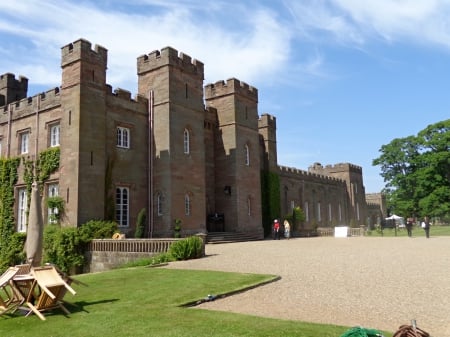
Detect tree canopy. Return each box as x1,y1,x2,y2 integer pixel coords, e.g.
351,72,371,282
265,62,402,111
372,119,450,220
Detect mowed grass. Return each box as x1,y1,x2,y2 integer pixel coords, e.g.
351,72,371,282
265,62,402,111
0,267,358,337
368,224,450,237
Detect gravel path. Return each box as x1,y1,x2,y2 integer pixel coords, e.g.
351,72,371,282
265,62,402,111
165,236,450,337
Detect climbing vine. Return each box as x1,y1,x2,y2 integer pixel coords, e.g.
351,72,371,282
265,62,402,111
36,147,60,185
0,157,21,270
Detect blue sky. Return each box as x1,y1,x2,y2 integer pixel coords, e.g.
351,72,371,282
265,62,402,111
1,0,449,193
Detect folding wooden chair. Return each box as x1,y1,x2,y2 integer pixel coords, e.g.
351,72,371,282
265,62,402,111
0,267,20,316
25,266,76,320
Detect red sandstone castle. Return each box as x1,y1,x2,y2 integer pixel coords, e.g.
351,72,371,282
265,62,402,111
0,39,383,238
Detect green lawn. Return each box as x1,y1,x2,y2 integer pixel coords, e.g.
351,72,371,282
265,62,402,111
0,267,377,337
367,224,450,237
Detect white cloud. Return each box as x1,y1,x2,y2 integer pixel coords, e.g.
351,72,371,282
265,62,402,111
0,0,293,95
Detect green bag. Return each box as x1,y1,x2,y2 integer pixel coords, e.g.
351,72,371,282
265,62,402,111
339,326,384,337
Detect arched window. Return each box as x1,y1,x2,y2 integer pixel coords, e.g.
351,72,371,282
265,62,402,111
244,144,250,166
183,129,190,154
184,194,191,215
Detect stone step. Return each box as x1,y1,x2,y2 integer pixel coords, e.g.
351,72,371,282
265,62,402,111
206,232,261,244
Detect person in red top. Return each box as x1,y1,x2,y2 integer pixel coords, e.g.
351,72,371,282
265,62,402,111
273,219,280,240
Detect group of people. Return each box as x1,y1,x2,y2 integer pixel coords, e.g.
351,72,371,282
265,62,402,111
272,219,291,240
406,216,431,238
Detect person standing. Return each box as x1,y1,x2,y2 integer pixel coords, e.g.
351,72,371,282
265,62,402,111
273,219,280,240
283,219,291,240
421,216,431,238
406,217,414,237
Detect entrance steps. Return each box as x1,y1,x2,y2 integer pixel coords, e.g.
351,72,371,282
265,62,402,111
206,232,262,244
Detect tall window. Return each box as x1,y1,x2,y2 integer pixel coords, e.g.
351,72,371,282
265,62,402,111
17,188,27,232
339,203,342,221
356,202,360,221
48,183,59,224
116,127,130,148
50,124,60,147
116,187,129,226
183,129,190,154
184,194,191,215
244,144,250,166
157,193,163,216
247,197,251,216
328,203,332,222
20,132,29,154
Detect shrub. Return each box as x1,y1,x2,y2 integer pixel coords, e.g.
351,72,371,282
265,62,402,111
135,208,146,238
0,232,26,273
169,236,202,260
43,220,118,273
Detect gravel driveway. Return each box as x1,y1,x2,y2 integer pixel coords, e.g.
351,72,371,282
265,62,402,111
165,236,450,337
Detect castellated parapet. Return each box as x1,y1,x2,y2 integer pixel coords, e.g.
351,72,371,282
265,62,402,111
278,165,345,185
204,78,258,102
309,162,362,175
61,39,107,68
0,87,61,124
258,113,276,129
137,47,204,79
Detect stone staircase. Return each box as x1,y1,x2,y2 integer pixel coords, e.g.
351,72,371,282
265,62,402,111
206,232,262,244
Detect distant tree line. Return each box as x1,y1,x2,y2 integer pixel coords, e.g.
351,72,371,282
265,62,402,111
373,119,450,221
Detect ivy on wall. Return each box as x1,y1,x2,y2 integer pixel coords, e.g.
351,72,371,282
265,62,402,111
260,170,280,237
0,157,21,270
0,147,60,271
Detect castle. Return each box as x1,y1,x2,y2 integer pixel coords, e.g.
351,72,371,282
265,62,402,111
0,38,384,238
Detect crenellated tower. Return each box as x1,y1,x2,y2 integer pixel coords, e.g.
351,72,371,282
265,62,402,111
60,39,108,226
258,113,277,172
204,78,263,235
137,47,206,236
0,73,28,107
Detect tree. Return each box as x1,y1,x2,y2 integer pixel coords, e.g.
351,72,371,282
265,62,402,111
373,119,450,220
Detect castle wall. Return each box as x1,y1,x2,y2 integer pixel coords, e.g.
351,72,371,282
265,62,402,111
2,38,373,240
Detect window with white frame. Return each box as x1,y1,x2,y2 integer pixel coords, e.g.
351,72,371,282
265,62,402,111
183,129,190,154
116,187,129,226
157,192,163,216
20,131,30,154
244,144,250,166
17,188,27,232
50,124,60,147
290,200,295,210
116,126,130,149
184,194,191,215
47,183,59,224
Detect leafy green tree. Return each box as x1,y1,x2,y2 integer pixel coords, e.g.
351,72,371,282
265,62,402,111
373,119,450,219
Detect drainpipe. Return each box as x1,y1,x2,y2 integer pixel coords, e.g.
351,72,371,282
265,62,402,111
148,90,154,238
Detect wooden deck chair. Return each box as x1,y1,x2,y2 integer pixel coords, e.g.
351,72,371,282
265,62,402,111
25,266,76,320
14,264,31,276
0,267,20,316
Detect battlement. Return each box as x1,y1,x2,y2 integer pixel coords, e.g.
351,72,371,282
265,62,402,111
104,85,148,106
278,165,345,184
0,87,61,123
204,78,258,102
0,73,29,106
0,73,28,89
61,38,108,68
137,46,204,78
310,162,362,174
258,113,276,128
